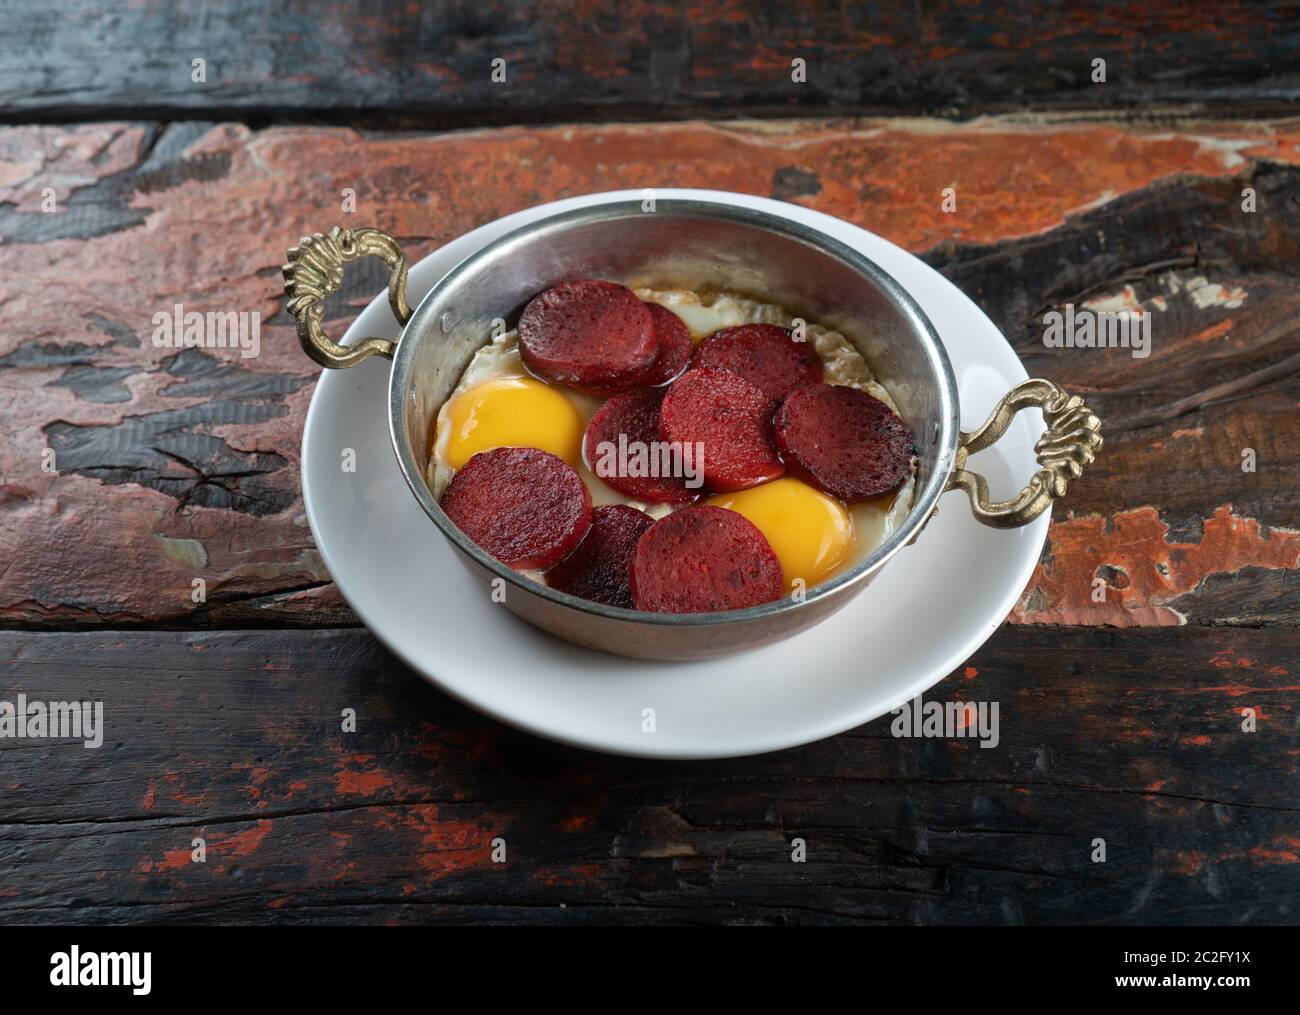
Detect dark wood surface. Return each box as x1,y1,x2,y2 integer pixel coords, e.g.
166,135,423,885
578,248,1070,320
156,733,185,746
0,3,1297,924
3,625,1297,924
4,1,1300,124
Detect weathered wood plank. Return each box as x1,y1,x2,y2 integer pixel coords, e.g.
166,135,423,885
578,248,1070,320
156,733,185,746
3,1,1299,124
1,118,1297,627
0,625,1295,924
928,161,1300,627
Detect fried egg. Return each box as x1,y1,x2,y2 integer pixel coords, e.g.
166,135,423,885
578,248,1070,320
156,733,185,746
708,478,853,591
443,376,584,470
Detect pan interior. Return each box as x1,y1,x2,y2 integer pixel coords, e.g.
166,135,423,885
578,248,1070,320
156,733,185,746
389,199,957,622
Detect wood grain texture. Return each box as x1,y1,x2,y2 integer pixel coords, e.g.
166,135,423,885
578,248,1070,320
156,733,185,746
0,625,1294,925
2,1,1299,124
4,3,1295,931
1,117,1296,629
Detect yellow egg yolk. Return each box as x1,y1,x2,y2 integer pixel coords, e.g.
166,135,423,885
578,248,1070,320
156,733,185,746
444,377,584,470
708,478,853,591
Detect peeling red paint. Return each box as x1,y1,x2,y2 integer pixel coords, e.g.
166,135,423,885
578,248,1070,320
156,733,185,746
136,819,272,875
324,744,505,882
1210,649,1287,676
1250,836,1300,866
336,767,393,797
219,819,273,859
398,804,497,879
334,751,400,798
1014,505,1300,625
137,846,191,874
1189,319,1234,344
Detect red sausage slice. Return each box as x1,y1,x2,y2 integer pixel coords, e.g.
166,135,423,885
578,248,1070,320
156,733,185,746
441,447,592,569
633,303,694,387
774,383,914,502
693,323,822,409
546,504,655,608
630,505,784,613
583,388,701,504
659,368,784,492
518,279,657,389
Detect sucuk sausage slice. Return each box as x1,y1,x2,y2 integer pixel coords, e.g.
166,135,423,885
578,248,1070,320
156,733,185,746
518,279,657,389
630,505,784,613
633,303,694,387
546,504,655,609
774,383,914,502
583,388,700,504
693,323,822,410
659,368,784,492
440,446,592,569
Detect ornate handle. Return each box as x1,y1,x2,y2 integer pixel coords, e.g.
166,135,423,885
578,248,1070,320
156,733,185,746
282,226,412,369
945,378,1102,528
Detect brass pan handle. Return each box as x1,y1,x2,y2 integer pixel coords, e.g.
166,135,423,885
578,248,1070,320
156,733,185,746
945,378,1102,528
282,226,411,369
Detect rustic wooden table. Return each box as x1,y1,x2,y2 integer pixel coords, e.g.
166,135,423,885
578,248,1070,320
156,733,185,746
1,2,1297,924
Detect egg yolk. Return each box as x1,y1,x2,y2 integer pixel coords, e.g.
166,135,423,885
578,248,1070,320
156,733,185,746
708,478,853,590
444,377,583,470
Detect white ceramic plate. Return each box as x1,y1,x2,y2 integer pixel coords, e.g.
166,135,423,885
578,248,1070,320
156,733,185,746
301,189,1046,759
